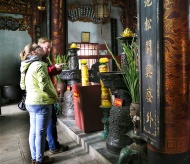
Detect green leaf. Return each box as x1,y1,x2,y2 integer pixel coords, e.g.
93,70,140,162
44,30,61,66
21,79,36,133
54,53,69,82
105,38,139,102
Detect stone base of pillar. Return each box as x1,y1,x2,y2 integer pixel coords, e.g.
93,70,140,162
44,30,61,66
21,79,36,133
147,146,190,164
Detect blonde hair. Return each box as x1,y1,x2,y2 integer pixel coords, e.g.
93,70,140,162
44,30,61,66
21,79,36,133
20,43,39,61
38,37,51,45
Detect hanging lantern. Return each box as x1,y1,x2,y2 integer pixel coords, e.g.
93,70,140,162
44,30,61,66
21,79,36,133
93,0,110,22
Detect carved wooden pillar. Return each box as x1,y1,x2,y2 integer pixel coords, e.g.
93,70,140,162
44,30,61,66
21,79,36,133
31,0,40,42
62,0,67,55
123,0,136,31
111,0,136,31
51,0,65,63
148,0,190,162
138,0,190,163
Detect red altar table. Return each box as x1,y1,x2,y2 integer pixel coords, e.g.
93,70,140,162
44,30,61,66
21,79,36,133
72,82,103,133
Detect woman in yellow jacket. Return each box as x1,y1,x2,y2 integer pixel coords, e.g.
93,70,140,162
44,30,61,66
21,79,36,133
20,43,57,164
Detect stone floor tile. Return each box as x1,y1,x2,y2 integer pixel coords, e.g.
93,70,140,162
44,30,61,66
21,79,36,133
0,150,22,163
77,153,99,164
0,158,24,164
0,141,19,154
0,104,101,164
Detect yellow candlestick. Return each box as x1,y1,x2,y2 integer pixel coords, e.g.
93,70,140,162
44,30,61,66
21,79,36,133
99,62,112,107
81,64,89,86
99,64,109,72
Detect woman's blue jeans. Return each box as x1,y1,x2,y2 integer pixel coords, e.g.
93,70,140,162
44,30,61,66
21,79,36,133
26,104,52,162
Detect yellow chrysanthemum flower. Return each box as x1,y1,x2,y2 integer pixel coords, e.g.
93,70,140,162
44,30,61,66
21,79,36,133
99,57,109,64
81,59,87,65
120,28,134,37
70,43,78,48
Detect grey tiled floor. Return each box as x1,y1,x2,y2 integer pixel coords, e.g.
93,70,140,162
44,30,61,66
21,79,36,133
0,103,100,164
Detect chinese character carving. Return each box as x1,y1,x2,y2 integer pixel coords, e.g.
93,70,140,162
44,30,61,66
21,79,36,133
146,40,152,54
144,18,152,31
146,87,153,103
36,27,41,32
146,112,153,128
144,0,152,7
145,64,152,78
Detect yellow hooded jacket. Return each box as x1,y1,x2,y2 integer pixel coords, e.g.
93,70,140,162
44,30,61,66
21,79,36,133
20,59,57,105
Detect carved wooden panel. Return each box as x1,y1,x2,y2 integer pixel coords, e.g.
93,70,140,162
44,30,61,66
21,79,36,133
68,5,103,24
0,16,27,31
137,0,163,149
0,0,32,15
0,0,34,37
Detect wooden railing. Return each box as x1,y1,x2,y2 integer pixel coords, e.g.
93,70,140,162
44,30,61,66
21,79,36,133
69,42,121,70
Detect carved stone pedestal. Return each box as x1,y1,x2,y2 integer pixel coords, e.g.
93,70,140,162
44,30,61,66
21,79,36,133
106,106,133,155
62,90,74,119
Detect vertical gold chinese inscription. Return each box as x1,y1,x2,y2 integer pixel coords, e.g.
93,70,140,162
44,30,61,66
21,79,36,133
142,0,156,137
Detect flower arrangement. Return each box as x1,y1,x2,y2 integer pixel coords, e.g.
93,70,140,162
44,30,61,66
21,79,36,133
120,28,134,37
99,57,112,107
105,38,139,103
99,57,109,72
81,59,87,65
99,57,109,64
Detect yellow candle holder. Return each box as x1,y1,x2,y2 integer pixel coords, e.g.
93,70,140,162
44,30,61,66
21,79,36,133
81,60,89,86
99,64,109,72
99,58,112,107
81,65,89,86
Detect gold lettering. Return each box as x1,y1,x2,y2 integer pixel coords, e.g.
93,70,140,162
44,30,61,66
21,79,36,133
146,40,152,54
146,87,153,103
144,17,152,31
146,112,153,128
145,64,152,78
144,0,152,7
